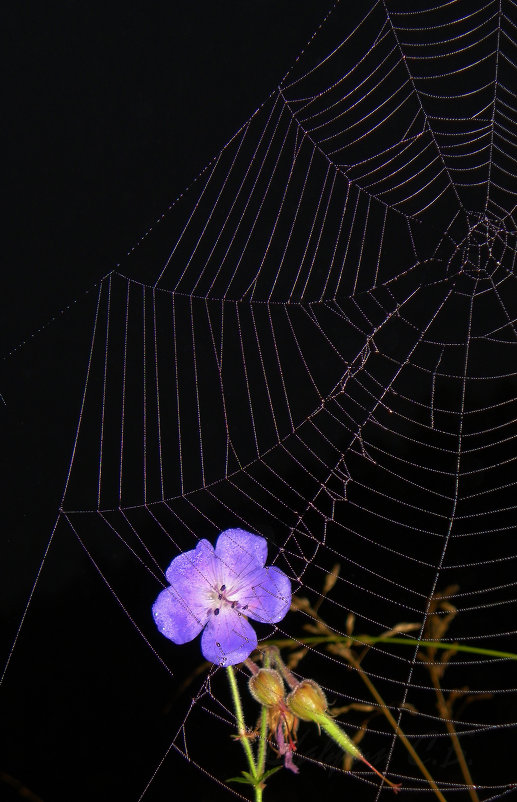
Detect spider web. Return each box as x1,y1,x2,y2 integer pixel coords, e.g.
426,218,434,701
3,0,517,799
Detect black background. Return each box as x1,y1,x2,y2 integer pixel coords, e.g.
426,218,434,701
2,3,515,802
2,4,335,801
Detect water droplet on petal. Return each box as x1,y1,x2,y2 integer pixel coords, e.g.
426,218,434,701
214,608,220,616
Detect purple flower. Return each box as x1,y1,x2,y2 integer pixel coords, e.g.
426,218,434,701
152,528,291,666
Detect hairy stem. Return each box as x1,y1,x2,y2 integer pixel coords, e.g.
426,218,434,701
226,665,262,802
315,714,401,792
256,704,268,782
256,651,271,779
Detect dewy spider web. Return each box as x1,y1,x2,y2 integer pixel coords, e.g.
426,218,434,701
4,0,517,799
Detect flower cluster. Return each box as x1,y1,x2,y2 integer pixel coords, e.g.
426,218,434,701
246,651,401,791
152,528,291,666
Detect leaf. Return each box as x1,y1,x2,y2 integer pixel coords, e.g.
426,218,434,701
260,766,282,781
400,702,419,715
303,623,326,634
241,771,254,780
327,640,353,661
227,766,282,789
290,596,312,613
322,563,340,596
423,585,460,647
379,622,421,638
345,612,355,636
227,777,256,786
227,771,256,786
330,702,375,716
287,647,308,670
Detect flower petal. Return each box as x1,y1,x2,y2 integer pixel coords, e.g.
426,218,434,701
240,565,291,624
153,586,207,644
214,528,268,588
153,539,216,645
201,606,258,666
165,538,215,585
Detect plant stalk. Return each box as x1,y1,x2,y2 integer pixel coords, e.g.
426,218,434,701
256,651,271,779
348,652,448,802
226,665,262,802
263,635,517,661
429,668,479,802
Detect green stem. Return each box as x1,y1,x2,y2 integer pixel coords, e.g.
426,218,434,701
226,666,262,802
256,652,270,779
263,635,517,661
315,713,402,793
315,714,362,758
257,706,268,782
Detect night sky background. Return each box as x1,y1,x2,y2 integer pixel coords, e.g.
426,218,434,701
2,4,335,801
2,3,515,802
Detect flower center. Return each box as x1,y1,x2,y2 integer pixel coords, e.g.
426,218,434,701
208,583,249,617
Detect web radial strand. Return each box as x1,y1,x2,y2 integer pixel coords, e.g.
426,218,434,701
9,1,517,800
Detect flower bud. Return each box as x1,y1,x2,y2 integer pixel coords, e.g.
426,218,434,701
286,679,328,721
248,668,285,707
